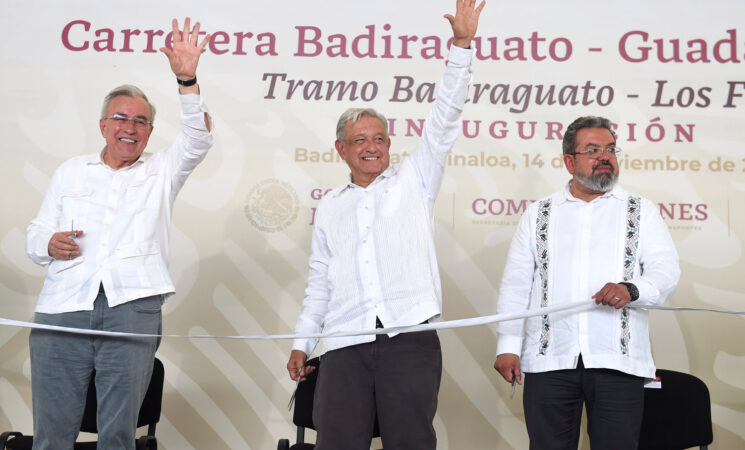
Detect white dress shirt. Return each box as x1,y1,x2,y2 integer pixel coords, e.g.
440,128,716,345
26,94,213,313
496,182,680,378
293,46,473,356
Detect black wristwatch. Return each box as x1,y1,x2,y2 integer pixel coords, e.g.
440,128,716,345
176,76,197,87
619,282,639,302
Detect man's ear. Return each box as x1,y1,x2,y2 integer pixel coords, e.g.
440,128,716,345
335,140,345,160
564,154,575,175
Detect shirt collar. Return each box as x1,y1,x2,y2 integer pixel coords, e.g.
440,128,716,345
559,179,627,204
84,151,105,166
334,164,399,197
88,147,150,168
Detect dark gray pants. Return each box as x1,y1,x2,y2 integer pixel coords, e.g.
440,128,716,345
523,355,645,450
29,289,162,450
313,330,442,450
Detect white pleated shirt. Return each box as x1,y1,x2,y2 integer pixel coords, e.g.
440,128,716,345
293,46,473,356
26,94,213,313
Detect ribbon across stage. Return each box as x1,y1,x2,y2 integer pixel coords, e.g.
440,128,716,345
1,300,743,341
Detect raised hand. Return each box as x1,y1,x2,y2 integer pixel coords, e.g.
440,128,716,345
159,18,211,81
444,0,486,48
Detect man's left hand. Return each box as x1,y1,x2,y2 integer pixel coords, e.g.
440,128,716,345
159,18,211,87
592,282,632,309
444,0,486,49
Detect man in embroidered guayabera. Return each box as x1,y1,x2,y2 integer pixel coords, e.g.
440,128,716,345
286,1,485,449
25,18,212,450
493,115,680,450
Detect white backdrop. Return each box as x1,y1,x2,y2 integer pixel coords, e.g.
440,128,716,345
1,1,744,448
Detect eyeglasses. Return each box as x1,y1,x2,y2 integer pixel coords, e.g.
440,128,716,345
566,146,622,157
103,113,152,129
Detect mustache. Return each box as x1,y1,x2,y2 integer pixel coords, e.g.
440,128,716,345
593,161,614,171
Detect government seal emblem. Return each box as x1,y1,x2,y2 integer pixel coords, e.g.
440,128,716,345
244,179,299,232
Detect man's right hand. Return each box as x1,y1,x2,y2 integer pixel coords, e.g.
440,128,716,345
494,353,522,385
48,230,83,260
287,349,315,381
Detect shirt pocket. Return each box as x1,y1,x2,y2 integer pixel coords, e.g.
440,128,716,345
124,170,160,212
378,183,404,217
115,240,160,259
60,188,93,219
51,256,85,273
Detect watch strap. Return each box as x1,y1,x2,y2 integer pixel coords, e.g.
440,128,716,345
619,282,639,302
176,76,197,87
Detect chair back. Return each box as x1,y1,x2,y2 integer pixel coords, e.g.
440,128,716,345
638,369,713,450
292,357,320,429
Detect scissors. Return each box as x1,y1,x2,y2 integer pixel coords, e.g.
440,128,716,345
288,345,318,411
510,377,517,399
288,363,305,411
288,377,301,410
510,370,520,400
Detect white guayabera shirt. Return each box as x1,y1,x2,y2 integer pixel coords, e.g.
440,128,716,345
26,95,213,313
496,183,680,379
293,46,473,356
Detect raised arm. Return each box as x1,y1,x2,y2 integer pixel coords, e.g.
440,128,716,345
160,18,212,129
407,0,486,199
444,0,486,48
160,18,210,94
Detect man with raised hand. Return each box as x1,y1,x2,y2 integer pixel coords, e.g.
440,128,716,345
286,1,485,448
26,18,212,449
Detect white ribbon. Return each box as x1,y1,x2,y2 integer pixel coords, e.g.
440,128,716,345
2,300,742,340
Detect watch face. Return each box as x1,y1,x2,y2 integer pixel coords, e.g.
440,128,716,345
624,282,639,301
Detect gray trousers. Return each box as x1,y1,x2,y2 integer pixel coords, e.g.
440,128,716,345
313,330,442,450
29,288,161,450
523,355,645,450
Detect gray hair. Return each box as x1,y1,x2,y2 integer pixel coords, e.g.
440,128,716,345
562,116,616,154
100,84,156,124
336,108,389,142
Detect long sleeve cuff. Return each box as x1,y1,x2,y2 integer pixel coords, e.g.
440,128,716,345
496,334,524,357
447,44,473,67
180,93,207,114
179,94,213,133
292,338,319,357
26,224,55,265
